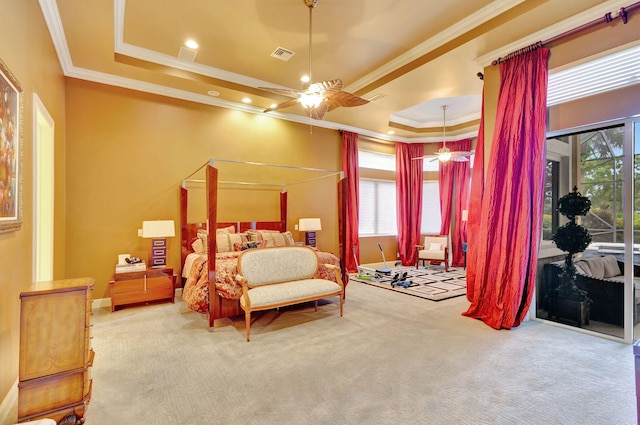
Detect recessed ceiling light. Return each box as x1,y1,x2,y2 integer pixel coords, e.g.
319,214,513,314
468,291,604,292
207,90,220,97
387,130,395,135
242,97,252,104
301,75,310,83
269,103,277,109
185,39,199,49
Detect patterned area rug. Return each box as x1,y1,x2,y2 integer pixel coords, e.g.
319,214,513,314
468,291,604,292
350,266,467,301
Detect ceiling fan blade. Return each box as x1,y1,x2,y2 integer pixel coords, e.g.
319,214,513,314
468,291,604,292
308,79,343,94
324,91,370,107
451,151,474,157
305,103,329,120
263,98,300,113
257,86,302,98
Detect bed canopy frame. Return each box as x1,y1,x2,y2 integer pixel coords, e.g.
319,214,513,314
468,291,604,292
180,158,350,328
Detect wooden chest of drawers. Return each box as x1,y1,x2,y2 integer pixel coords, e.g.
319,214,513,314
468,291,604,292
18,277,95,424
110,267,175,311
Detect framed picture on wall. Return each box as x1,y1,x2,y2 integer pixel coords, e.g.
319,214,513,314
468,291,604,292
0,57,23,233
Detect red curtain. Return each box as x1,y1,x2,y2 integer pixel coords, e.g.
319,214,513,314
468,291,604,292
438,139,471,267
341,131,360,273
396,143,424,265
466,91,486,302
451,139,471,267
463,48,550,329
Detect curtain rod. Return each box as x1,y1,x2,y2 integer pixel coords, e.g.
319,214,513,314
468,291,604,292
492,1,640,65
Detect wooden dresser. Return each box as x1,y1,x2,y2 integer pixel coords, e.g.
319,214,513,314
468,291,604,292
18,277,95,424
110,267,175,311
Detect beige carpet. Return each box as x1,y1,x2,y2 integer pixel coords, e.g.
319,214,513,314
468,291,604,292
85,282,636,425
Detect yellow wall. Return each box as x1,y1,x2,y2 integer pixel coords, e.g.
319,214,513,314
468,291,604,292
0,2,67,423
64,80,341,300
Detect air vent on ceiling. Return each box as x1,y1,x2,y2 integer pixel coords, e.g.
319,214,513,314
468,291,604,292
178,47,198,62
270,47,295,61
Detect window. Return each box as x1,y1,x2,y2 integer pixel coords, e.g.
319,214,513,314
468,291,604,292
422,181,441,234
358,149,442,236
359,150,395,171
359,179,397,235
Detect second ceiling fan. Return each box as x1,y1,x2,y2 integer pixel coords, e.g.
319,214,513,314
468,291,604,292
258,0,369,120
414,105,474,163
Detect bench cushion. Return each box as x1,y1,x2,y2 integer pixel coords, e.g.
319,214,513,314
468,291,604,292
240,278,342,309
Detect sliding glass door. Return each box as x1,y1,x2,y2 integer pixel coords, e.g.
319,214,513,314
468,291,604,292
539,119,639,342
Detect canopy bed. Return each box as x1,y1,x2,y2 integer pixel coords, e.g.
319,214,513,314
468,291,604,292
179,158,350,328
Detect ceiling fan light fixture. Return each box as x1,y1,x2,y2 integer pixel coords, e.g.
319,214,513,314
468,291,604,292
299,92,324,109
437,147,452,162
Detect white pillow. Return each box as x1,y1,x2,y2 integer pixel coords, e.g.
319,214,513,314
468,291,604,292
191,238,205,254
429,242,442,251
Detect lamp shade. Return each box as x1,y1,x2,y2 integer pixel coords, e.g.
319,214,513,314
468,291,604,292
142,220,176,238
298,218,322,232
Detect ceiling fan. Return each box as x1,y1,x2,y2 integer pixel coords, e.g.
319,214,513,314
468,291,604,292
414,105,474,163
258,0,369,120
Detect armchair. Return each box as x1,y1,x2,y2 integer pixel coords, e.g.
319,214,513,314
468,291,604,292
416,235,449,271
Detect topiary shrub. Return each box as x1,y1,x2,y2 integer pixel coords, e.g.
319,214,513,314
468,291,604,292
551,186,592,302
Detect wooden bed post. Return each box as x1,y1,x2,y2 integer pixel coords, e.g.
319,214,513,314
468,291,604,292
280,191,288,230
338,177,349,289
180,187,189,268
207,164,218,328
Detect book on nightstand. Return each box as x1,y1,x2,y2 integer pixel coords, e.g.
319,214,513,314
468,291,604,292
115,262,147,273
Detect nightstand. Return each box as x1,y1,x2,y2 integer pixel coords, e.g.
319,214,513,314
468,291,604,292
109,267,175,312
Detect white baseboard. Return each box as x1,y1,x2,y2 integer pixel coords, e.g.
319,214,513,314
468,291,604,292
0,378,18,425
92,297,111,310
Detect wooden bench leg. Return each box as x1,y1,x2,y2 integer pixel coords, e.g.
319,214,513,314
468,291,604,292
245,311,251,342
314,300,318,312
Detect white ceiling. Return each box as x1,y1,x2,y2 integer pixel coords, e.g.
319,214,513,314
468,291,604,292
40,0,633,143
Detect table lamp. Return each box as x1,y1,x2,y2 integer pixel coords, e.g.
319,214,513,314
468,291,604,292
141,220,175,268
298,218,321,247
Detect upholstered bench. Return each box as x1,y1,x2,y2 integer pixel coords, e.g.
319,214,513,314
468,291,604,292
236,246,344,341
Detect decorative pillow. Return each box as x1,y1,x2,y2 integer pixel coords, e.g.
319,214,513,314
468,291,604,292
602,255,621,278
246,229,262,242
216,233,231,253
233,241,267,251
197,232,209,254
228,232,248,247
282,231,295,246
428,243,442,251
191,238,205,254
583,256,605,279
260,232,287,247
216,225,235,234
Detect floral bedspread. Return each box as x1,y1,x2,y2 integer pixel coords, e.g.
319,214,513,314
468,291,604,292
182,249,341,314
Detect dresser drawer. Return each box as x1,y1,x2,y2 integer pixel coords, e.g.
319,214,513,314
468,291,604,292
20,290,88,381
18,369,88,418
